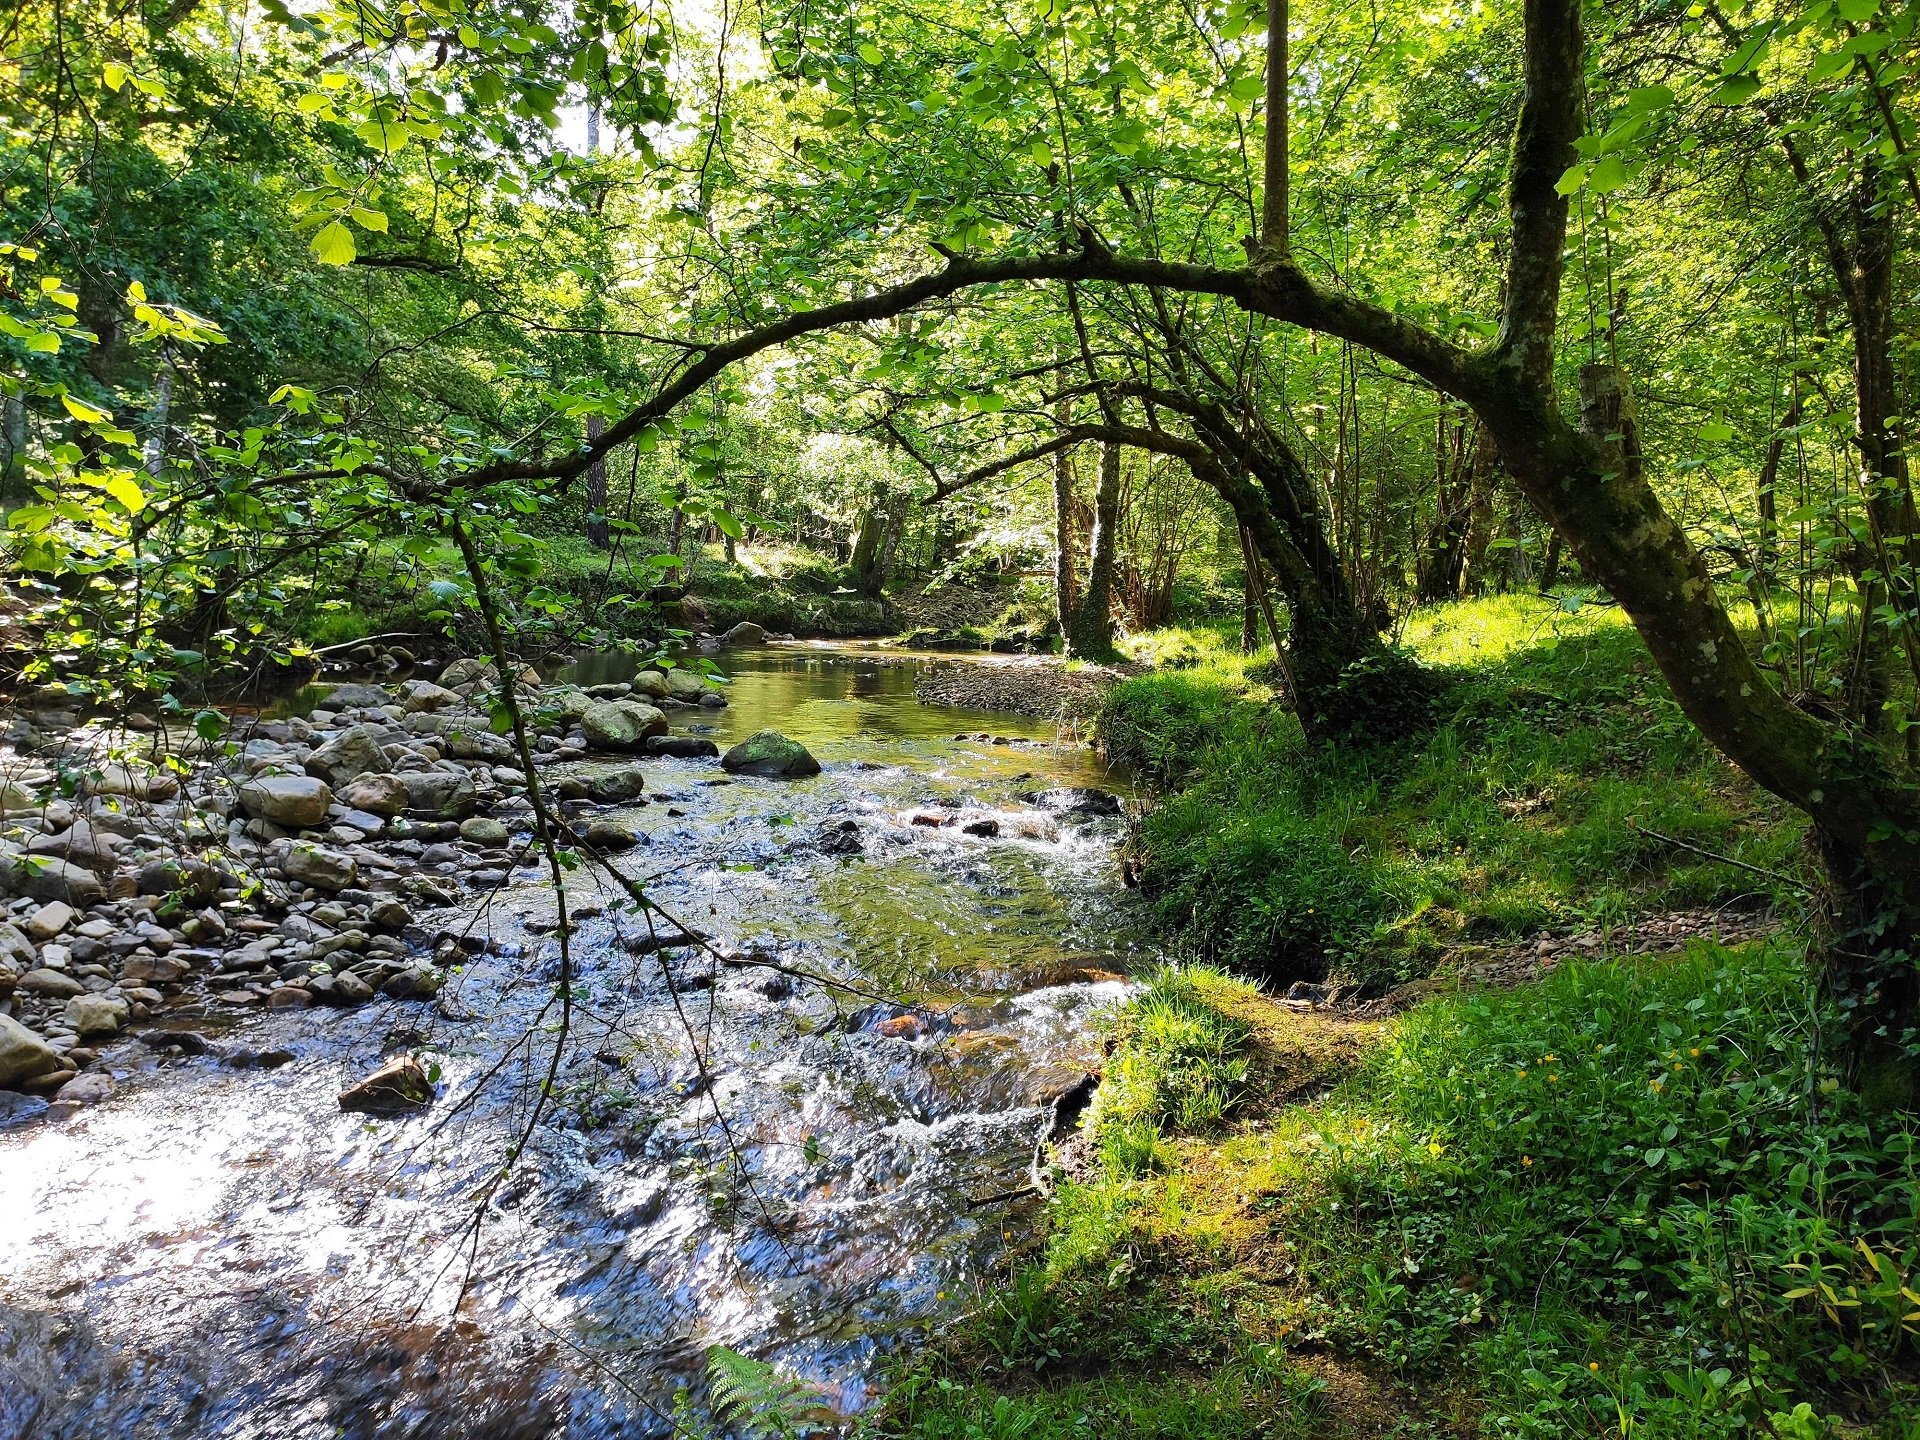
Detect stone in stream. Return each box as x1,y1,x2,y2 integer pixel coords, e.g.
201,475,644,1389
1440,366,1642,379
628,670,670,701
320,682,391,709
586,767,647,803
239,773,334,828
339,772,411,817
459,816,510,845
581,699,668,750
305,725,391,786
399,769,479,819
644,735,720,760
720,731,821,778
21,902,73,942
577,819,641,851
815,819,864,856
663,668,709,702
18,968,86,998
84,762,179,802
338,1053,436,1115
400,680,461,712
64,992,130,1039
720,621,765,646
284,840,358,891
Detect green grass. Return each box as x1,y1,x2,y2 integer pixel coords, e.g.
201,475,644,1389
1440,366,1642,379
1098,595,1809,990
879,946,1920,1438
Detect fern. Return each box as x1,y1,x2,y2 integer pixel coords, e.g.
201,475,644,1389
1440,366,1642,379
705,1345,813,1439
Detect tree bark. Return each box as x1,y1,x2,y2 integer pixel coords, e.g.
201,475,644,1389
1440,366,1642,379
1065,440,1123,660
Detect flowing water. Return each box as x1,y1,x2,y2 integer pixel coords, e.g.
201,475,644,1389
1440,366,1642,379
0,645,1151,1439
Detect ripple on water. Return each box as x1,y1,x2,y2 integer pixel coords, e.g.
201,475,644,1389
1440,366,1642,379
0,644,1147,1439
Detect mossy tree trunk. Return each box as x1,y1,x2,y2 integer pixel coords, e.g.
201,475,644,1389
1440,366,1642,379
1065,441,1123,661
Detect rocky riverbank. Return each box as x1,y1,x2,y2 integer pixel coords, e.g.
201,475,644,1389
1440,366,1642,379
912,654,1127,721
0,658,810,1125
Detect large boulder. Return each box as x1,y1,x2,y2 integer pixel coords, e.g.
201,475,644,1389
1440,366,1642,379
305,725,391,786
339,773,410,817
0,1014,59,1089
283,840,357,891
629,670,670,701
581,700,668,751
720,621,766,646
586,766,647,803
539,687,595,723
720,731,822,779
399,768,479,819
664,668,708,703
0,854,107,906
239,774,334,828
438,658,487,690
25,821,126,873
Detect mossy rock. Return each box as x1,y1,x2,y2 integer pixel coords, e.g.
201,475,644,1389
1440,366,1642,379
720,730,822,778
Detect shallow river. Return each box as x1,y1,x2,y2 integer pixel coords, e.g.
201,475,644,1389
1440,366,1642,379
0,645,1150,1438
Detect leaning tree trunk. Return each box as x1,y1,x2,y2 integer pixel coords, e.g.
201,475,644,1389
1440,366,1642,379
1052,424,1078,640
1065,440,1123,661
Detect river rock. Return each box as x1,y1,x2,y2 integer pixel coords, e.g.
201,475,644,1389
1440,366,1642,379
664,668,708,702
121,953,190,985
26,821,127,872
400,769,479,819
339,773,410,816
138,857,223,899
85,762,179,801
306,725,391,785
627,670,670,701
0,779,45,815
580,819,640,850
339,1053,435,1114
318,682,386,709
459,816,510,845
581,700,668,750
0,921,34,966
55,1072,114,1105
720,621,766,646
284,841,357,891
401,680,461,712
0,854,107,906
0,1014,60,1088
23,901,75,940
586,767,647,803
644,735,720,759
721,731,821,778
239,774,334,827
65,992,130,1038
815,819,863,856
19,968,86,998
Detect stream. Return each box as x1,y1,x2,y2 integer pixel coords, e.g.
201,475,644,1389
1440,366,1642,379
0,644,1150,1439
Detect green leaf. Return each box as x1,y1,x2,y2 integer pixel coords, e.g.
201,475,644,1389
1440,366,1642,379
350,206,390,232
355,118,412,154
104,474,146,513
857,40,883,64
61,393,111,423
1713,74,1762,105
312,220,358,265
1588,155,1629,194
1699,420,1735,443
103,61,128,91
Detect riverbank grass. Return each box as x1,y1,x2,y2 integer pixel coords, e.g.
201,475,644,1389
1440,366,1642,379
1099,594,1808,990
882,944,1920,1437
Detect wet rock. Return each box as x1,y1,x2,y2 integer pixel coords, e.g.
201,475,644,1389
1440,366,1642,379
720,730,821,779
629,670,670,701
962,817,1001,837
664,668,710,703
0,1091,49,1127
581,699,669,750
0,1014,61,1088
382,966,442,999
1022,786,1123,818
586,767,647,803
284,841,358,892
815,819,864,856
399,769,479,819
64,992,129,1038
19,968,87,998
339,773,410,816
120,953,189,986
0,855,107,906
369,899,413,930
317,970,375,1006
643,735,720,759
239,774,334,827
338,1053,435,1114
579,820,640,851
720,621,766,646
875,1014,926,1041
306,725,391,786
55,1072,113,1106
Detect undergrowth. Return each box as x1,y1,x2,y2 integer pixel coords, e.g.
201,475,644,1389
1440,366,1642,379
1099,596,1809,990
878,947,1920,1439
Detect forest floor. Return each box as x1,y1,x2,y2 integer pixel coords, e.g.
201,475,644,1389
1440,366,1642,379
876,592,1919,1439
